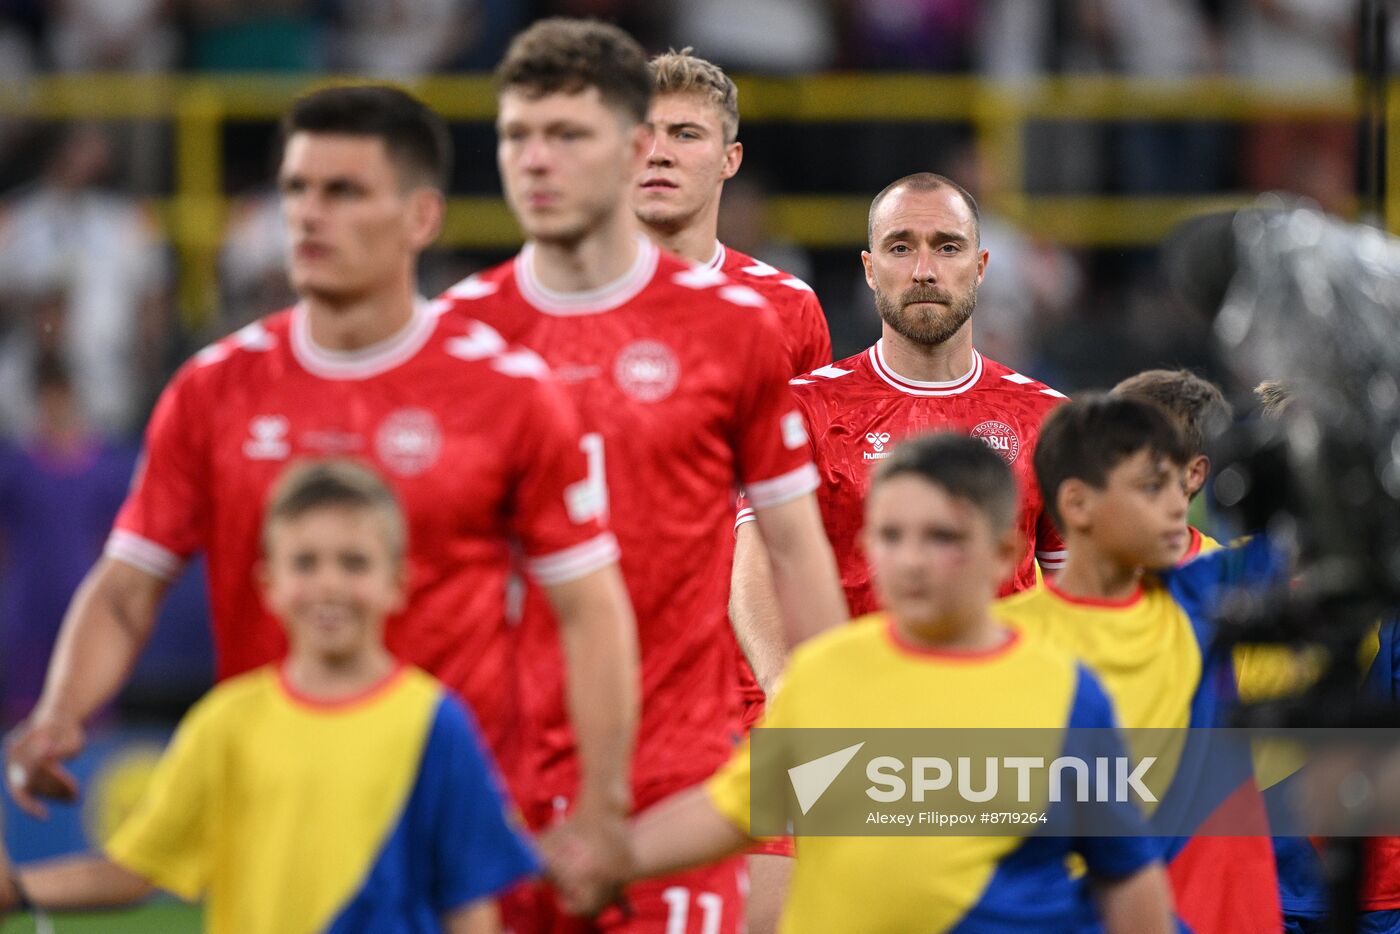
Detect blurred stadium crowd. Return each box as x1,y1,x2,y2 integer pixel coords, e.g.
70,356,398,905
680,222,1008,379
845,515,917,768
0,0,1375,725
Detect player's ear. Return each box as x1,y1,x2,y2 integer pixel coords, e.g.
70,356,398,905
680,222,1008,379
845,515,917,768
1185,454,1209,499
976,247,989,284
406,188,445,252
861,250,875,290
1056,479,1093,534
721,141,742,181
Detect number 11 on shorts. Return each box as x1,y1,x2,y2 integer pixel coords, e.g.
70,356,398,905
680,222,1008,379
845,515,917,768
662,886,724,934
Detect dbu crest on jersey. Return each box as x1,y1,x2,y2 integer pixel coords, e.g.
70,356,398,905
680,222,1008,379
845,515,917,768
613,340,679,403
376,408,442,477
971,420,1021,464
244,415,290,460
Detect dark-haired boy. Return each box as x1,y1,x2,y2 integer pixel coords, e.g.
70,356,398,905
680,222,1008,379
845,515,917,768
0,460,537,933
1111,368,1232,562
554,433,1174,933
5,84,641,876
995,395,1284,934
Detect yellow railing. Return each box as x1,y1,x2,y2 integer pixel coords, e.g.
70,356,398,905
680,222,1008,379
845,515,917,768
0,74,1381,328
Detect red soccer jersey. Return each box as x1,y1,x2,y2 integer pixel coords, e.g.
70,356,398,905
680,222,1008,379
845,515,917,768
705,242,831,376
708,242,831,716
107,301,616,771
739,341,1067,619
440,236,817,811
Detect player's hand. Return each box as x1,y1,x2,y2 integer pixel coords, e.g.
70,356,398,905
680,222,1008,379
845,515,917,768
540,829,608,916
540,804,629,916
4,713,84,820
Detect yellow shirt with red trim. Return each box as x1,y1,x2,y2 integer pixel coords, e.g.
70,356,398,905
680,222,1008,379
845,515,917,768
706,616,1159,934
105,665,537,934
994,539,1285,934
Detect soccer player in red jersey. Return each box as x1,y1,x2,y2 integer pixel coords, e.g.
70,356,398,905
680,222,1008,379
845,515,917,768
630,54,835,928
734,174,1069,673
728,172,1071,931
5,87,640,872
633,49,831,378
439,19,848,933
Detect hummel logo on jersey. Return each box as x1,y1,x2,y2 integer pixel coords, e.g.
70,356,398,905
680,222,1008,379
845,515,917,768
243,415,290,460
863,431,893,461
789,742,865,815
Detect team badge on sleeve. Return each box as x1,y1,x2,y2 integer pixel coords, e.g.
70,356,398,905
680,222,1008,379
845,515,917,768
782,411,808,450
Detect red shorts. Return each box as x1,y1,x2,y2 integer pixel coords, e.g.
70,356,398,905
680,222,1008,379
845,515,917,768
502,856,747,934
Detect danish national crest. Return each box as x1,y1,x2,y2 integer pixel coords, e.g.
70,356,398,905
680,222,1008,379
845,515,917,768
970,420,1021,465
376,408,442,477
613,340,680,403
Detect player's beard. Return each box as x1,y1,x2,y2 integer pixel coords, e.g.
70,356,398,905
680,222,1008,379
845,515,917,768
874,281,977,347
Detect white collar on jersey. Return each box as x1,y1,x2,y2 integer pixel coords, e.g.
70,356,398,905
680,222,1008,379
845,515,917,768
704,241,726,271
515,233,659,316
290,295,437,381
868,339,984,397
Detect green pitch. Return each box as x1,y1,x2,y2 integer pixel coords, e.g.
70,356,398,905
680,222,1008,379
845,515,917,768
1,903,202,932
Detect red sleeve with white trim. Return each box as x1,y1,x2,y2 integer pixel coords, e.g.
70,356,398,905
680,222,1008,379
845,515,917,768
107,364,210,580
731,311,819,511
510,366,619,586
1034,510,1067,573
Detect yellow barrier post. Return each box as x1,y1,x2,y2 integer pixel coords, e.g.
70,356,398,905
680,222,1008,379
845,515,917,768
173,82,225,331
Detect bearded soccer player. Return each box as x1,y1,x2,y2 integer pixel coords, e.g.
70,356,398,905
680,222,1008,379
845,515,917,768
728,173,1070,931
439,19,847,933
5,87,639,874
634,48,830,377
734,172,1067,692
